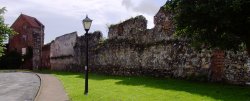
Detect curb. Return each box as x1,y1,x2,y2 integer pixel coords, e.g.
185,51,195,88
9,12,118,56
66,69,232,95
34,73,42,101
32,73,70,101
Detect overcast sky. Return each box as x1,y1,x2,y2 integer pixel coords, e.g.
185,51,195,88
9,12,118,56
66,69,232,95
1,0,166,44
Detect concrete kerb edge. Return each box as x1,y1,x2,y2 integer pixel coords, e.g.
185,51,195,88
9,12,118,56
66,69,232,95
34,73,42,101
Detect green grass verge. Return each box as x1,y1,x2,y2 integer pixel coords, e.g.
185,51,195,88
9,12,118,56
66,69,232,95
48,71,250,101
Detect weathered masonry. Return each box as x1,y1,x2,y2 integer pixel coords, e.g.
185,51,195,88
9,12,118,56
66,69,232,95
49,7,250,84
50,31,102,72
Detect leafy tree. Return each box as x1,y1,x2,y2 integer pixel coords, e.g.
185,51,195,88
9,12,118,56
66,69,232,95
165,0,250,54
0,7,16,57
0,50,22,69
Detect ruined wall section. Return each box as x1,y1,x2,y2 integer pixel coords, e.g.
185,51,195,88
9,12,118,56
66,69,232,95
90,7,212,79
139,42,212,78
74,31,103,70
90,7,249,84
108,7,175,44
49,31,103,71
50,32,78,70
152,7,175,42
91,37,212,79
90,39,141,75
108,15,147,44
48,7,249,84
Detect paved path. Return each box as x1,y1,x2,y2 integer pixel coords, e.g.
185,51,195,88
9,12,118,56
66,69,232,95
35,74,69,101
0,72,40,101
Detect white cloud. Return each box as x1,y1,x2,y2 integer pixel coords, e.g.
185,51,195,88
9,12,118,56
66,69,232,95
122,0,163,15
134,0,160,15
1,0,165,43
122,0,134,9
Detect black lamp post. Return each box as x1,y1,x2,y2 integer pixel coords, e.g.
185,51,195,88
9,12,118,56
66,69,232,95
82,15,92,95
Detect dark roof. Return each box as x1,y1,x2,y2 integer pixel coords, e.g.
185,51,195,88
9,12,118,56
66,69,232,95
13,14,44,28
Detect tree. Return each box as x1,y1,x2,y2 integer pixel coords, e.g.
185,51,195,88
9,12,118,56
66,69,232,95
0,7,16,57
0,50,22,69
165,0,250,54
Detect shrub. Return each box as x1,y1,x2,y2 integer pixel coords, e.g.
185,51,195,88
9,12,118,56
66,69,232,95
0,50,22,69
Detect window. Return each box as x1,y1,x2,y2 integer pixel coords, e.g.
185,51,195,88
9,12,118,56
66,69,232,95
22,35,27,42
23,25,27,29
22,47,26,55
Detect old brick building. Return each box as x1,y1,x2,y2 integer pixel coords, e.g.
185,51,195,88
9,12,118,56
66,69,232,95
8,14,44,70
41,43,51,69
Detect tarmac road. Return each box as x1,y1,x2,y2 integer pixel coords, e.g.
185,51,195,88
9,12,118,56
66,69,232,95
0,72,40,101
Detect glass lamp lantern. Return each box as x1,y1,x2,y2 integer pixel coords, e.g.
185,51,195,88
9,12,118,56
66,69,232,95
82,15,92,31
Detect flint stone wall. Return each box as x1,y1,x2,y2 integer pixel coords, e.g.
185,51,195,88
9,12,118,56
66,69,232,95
89,7,249,84
50,32,79,70
224,51,250,84
50,31,102,71
90,8,212,80
90,39,212,80
49,7,250,84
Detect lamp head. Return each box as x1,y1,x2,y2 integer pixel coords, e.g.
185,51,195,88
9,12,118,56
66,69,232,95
82,15,92,31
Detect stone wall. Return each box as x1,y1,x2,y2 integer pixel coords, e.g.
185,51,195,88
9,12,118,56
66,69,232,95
88,7,249,84
49,7,250,84
108,15,147,43
89,7,211,81
90,37,212,80
50,32,78,70
224,51,250,84
107,7,174,44
50,31,102,71
74,31,103,72
32,30,43,70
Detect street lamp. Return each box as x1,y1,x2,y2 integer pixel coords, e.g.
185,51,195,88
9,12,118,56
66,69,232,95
82,15,92,95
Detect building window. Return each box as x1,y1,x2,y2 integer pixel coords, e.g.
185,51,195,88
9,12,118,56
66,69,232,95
22,47,26,55
23,25,27,29
22,35,27,42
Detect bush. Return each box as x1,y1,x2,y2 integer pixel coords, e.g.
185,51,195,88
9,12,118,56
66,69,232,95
0,50,22,69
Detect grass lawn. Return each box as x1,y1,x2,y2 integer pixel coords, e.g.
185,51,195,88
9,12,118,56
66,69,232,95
48,71,250,101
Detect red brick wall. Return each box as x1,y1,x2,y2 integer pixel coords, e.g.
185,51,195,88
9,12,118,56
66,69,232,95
211,49,225,82
42,44,51,69
9,17,31,52
8,15,44,69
